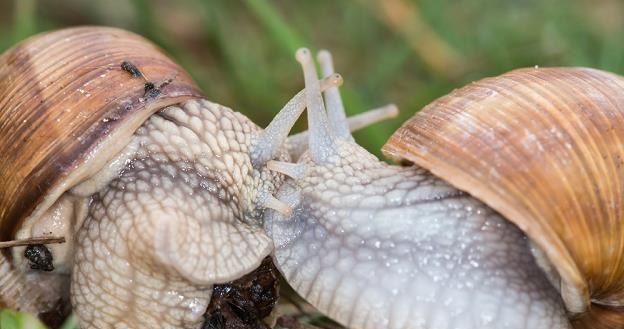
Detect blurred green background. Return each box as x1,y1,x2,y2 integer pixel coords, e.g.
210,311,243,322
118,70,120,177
1,0,623,156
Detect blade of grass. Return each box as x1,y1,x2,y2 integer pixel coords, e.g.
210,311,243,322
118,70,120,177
195,0,279,118
59,314,77,329
0,309,47,329
243,0,304,55
242,0,393,156
12,0,37,43
356,0,464,79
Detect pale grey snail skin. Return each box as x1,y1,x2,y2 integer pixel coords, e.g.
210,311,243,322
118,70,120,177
67,100,284,328
263,49,571,329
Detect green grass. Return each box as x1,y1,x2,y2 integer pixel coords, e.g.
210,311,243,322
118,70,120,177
0,310,46,329
0,311,76,329
0,0,623,327
1,0,622,157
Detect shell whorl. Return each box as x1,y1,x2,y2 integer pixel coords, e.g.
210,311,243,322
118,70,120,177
383,67,624,327
0,26,203,240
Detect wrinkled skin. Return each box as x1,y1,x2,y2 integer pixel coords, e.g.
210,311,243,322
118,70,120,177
70,99,282,328
265,141,569,329
11,60,338,327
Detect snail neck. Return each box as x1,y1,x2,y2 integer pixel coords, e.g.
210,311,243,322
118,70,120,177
296,140,463,212
264,140,570,329
70,98,282,328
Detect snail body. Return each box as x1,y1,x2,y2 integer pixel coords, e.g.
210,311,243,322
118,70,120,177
264,52,624,329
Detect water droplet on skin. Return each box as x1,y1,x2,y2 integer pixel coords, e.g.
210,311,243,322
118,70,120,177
480,313,494,324
187,298,205,316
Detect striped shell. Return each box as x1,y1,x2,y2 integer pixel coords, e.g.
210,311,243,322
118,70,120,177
382,67,624,328
0,26,202,313
0,26,203,238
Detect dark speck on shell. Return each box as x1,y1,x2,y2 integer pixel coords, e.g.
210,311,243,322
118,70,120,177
120,61,143,78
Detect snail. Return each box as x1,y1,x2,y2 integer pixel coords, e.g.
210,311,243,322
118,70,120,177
0,27,395,328
1,26,622,329
263,52,624,329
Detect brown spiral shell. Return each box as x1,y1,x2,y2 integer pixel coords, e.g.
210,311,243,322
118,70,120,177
383,67,624,328
0,26,203,312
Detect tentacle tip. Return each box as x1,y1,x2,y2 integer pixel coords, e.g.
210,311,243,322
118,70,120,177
317,49,332,62
295,48,312,63
282,206,294,217
330,73,344,87
265,195,293,217
386,104,400,117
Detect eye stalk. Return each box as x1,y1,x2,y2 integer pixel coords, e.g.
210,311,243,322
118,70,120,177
251,48,398,217
296,48,337,163
250,74,343,169
250,49,397,168
317,49,352,141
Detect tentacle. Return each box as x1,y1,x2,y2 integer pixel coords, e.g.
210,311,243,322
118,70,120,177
317,50,352,141
267,160,307,180
296,48,336,163
262,195,293,216
287,103,400,160
345,103,398,131
251,74,343,168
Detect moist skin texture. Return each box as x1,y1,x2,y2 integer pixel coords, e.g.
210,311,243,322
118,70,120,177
265,141,570,329
71,99,282,328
